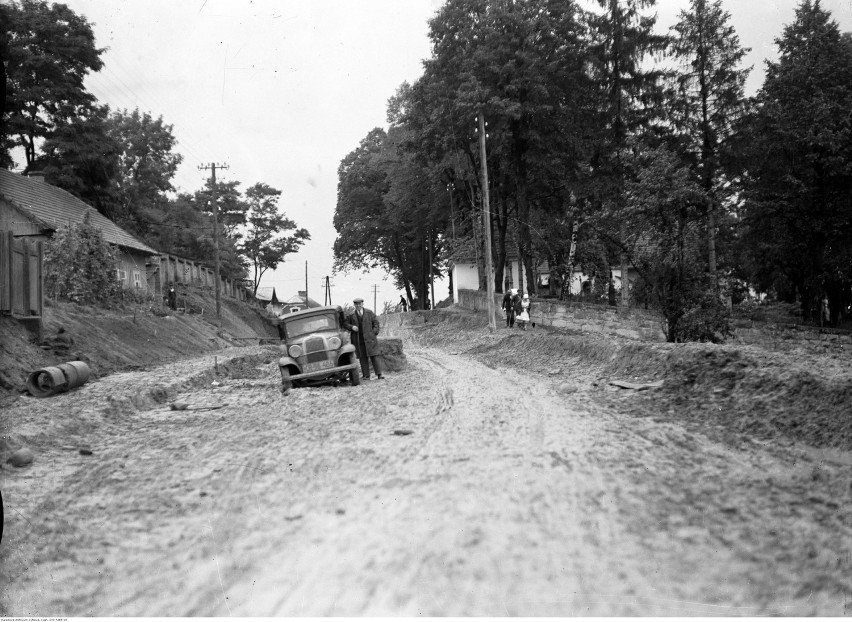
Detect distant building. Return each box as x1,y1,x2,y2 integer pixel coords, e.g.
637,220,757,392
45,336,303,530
0,169,157,292
280,290,323,314
450,243,588,300
254,286,283,315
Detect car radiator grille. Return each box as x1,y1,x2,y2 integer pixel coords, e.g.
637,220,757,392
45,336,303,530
306,351,329,364
304,337,325,354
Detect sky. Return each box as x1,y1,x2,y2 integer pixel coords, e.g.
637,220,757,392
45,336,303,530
41,0,852,310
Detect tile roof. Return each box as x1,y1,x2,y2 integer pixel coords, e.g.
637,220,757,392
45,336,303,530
0,169,157,255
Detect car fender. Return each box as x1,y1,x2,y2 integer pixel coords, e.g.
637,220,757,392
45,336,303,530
337,344,357,364
278,355,297,370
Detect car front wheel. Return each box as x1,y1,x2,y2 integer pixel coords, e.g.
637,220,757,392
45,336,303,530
349,364,361,386
280,367,292,395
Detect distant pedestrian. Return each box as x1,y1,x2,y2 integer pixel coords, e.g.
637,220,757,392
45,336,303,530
347,297,384,380
517,293,531,330
502,289,516,328
399,296,408,312
167,286,177,310
512,291,524,329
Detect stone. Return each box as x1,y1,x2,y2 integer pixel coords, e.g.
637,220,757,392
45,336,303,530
7,447,34,467
378,337,408,372
557,383,578,395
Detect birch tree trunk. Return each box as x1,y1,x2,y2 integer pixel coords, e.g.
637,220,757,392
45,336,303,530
559,221,580,300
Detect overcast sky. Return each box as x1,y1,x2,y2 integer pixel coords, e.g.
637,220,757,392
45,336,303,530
56,0,852,310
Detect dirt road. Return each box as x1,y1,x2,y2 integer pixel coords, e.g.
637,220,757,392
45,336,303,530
2,319,851,616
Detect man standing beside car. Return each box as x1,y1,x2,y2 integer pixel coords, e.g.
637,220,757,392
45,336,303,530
347,297,384,380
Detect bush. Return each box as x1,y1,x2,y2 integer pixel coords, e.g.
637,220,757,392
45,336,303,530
44,213,120,304
633,260,733,343
672,291,733,343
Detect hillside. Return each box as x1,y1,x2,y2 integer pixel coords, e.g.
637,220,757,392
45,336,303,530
0,287,279,407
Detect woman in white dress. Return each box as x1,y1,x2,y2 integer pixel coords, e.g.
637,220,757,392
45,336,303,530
517,293,531,330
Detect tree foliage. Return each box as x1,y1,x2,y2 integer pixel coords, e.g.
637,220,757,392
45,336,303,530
1,0,104,168
240,182,310,295
737,0,852,323
626,143,731,341
39,103,121,215
668,0,751,282
43,212,120,304
422,0,594,294
106,108,183,231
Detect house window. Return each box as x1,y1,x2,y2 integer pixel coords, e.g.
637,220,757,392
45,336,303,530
116,269,127,284
133,271,141,288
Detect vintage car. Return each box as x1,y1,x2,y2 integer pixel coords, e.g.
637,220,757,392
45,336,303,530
275,305,360,394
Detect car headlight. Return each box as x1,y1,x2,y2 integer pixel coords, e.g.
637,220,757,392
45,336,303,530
288,344,303,358
328,336,341,349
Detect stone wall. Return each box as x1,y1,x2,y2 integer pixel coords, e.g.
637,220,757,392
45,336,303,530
731,319,852,351
456,288,852,349
457,289,666,342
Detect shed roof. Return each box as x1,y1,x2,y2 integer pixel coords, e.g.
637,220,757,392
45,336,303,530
0,169,157,255
255,286,278,303
282,293,322,308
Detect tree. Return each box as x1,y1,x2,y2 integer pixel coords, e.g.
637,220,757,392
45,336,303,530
39,103,121,216
43,211,120,304
194,179,248,239
738,0,852,323
625,143,731,341
422,0,592,295
106,108,183,233
1,0,104,168
333,120,451,307
669,0,750,285
333,128,390,270
240,183,310,295
585,0,668,306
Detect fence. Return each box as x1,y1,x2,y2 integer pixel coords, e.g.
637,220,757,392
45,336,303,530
147,253,250,303
0,231,43,319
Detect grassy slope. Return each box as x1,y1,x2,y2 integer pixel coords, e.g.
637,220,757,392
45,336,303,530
0,287,278,405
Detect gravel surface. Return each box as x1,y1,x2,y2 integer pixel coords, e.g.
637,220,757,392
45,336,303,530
1,310,851,616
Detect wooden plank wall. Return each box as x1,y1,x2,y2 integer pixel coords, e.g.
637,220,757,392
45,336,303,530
0,232,8,311
0,231,43,317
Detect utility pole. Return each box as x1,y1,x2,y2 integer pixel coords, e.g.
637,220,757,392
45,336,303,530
478,110,496,331
199,162,228,322
429,229,435,310
372,284,379,311
448,185,456,241
305,261,308,306
321,276,332,305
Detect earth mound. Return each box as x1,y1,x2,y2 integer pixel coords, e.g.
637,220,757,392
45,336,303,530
390,309,852,452
0,286,278,406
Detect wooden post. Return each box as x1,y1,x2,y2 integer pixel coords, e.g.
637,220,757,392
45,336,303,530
478,110,497,331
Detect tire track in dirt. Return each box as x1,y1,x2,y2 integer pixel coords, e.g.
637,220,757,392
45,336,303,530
152,347,665,616
4,331,852,616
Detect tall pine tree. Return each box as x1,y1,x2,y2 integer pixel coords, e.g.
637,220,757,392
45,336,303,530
739,0,852,323
586,0,668,306
669,0,750,286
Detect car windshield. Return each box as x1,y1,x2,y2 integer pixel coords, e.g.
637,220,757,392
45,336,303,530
283,312,339,339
